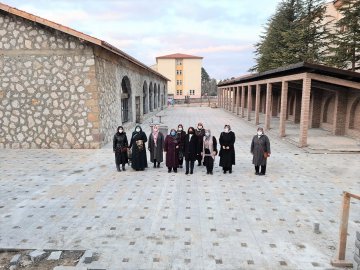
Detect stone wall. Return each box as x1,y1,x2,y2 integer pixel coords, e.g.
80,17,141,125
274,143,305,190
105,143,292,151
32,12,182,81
0,11,168,149
0,11,100,149
94,48,167,146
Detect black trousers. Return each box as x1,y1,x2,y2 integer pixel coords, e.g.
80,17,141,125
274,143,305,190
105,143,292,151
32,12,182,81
196,154,202,165
185,160,195,173
255,165,266,174
115,153,126,167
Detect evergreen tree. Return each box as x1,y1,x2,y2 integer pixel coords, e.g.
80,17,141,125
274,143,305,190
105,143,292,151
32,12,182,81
328,0,360,71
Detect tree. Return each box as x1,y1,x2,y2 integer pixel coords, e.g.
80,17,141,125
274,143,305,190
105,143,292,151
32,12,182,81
328,0,360,71
201,67,211,95
250,0,331,72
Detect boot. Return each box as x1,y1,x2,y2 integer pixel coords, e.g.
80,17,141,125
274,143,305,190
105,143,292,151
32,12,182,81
174,168,177,173
168,167,171,173
157,162,160,168
122,165,126,171
153,162,156,168
116,165,121,172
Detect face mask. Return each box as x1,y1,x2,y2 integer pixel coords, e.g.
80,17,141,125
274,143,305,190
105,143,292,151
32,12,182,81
178,127,183,131
198,126,202,130
205,132,210,137
257,131,263,136
118,129,123,133
171,131,176,136
189,131,194,134
136,128,140,132
224,128,229,133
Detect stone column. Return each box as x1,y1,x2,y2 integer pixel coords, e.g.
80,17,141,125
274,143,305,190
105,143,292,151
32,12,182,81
279,81,289,137
236,86,240,115
265,83,272,130
294,91,301,123
241,86,245,118
226,88,230,110
247,85,252,121
232,87,236,113
299,75,311,147
231,87,234,112
333,91,347,135
255,84,261,125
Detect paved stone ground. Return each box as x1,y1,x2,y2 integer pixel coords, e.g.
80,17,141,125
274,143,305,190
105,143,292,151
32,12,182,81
0,106,359,270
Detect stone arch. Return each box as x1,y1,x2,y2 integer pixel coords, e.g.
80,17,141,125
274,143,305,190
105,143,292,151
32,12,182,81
322,95,335,124
349,97,360,130
143,81,148,114
121,76,132,123
154,83,157,109
149,82,153,112
162,85,166,106
157,85,161,108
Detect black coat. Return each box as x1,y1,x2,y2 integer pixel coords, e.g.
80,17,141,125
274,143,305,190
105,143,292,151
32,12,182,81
183,134,198,161
251,135,271,166
129,130,148,170
113,132,129,164
195,128,205,154
219,131,236,167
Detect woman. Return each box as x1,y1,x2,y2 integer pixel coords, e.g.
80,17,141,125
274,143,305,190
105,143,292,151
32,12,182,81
251,127,271,175
129,125,148,171
183,127,198,175
219,124,235,174
112,126,129,172
148,124,164,168
195,122,205,166
176,124,186,168
201,129,217,175
164,129,180,173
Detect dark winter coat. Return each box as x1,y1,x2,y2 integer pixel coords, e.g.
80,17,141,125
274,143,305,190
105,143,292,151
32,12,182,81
183,134,198,161
129,129,148,170
113,132,129,164
148,132,164,163
164,135,179,168
176,130,186,158
219,131,236,167
251,135,271,166
195,128,205,154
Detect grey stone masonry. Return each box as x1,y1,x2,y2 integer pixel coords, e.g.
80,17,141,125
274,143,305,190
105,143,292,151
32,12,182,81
355,231,360,270
0,10,167,149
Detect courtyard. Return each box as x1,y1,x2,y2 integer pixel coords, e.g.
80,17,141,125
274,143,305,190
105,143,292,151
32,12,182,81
0,106,359,270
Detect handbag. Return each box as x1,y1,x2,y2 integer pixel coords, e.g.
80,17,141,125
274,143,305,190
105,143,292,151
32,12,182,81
257,138,270,159
121,146,128,153
136,140,144,151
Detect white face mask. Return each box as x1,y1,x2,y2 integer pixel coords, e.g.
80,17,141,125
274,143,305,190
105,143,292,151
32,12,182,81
136,128,140,132
224,128,229,133
257,131,263,136
118,129,123,133
178,127,183,131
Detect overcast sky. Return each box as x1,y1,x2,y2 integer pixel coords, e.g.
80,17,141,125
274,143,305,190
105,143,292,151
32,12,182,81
5,0,282,80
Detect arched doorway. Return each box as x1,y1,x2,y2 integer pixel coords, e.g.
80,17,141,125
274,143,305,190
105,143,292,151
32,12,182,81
121,76,132,123
149,82,153,112
322,95,335,124
158,85,161,109
154,83,157,109
349,97,360,130
143,81,148,114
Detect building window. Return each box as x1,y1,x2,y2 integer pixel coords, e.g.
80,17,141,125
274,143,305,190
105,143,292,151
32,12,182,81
176,59,183,65
177,90,183,95
176,80,183,86
121,99,129,123
189,90,195,95
176,70,182,75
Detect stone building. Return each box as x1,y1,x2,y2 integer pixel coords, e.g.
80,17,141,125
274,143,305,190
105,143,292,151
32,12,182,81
0,3,168,149
218,62,360,147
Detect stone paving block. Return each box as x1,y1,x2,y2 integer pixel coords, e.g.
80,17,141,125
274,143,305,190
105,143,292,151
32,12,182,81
9,254,21,265
53,267,87,270
357,231,360,241
82,250,93,264
47,251,62,260
28,249,47,262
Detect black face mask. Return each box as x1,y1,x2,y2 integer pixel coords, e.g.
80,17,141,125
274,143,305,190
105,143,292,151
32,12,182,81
189,131,194,134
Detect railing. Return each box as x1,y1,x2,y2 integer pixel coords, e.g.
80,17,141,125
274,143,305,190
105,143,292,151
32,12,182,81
331,191,360,268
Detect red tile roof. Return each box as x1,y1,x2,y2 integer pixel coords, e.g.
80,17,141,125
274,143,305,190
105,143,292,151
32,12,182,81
0,2,169,81
156,53,203,60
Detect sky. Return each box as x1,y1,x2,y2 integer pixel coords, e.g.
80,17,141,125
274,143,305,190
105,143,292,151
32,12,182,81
5,0,282,80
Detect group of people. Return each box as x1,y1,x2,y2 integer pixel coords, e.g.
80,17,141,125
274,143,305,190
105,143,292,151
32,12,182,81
113,123,271,176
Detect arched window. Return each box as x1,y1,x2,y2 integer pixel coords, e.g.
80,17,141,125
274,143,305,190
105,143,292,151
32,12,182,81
349,97,360,130
149,82,153,112
154,83,157,109
121,76,131,123
143,81,148,114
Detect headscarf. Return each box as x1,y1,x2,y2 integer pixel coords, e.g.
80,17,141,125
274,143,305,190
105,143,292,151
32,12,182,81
152,125,159,146
117,126,124,134
204,129,213,149
177,124,184,132
170,128,177,137
188,127,195,134
133,125,142,135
